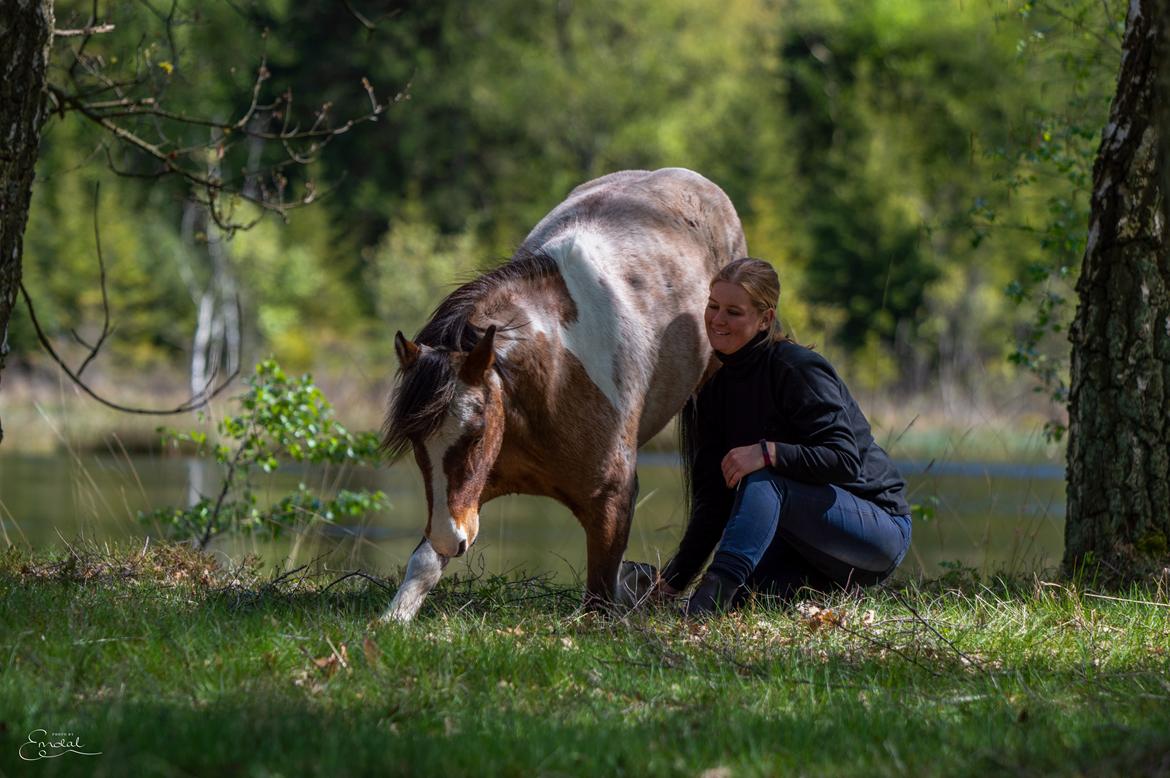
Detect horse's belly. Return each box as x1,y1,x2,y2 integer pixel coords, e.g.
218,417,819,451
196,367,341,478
636,318,711,445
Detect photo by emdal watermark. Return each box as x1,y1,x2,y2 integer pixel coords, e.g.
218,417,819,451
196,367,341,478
19,728,102,761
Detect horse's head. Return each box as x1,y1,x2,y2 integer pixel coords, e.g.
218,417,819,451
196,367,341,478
384,325,505,558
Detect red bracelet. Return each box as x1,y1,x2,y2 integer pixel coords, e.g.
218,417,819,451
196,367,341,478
759,439,772,469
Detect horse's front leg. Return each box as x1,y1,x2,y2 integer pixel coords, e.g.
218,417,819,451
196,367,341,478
580,470,638,612
379,537,448,624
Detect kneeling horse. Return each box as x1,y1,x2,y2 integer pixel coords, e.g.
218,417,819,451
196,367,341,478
379,168,746,622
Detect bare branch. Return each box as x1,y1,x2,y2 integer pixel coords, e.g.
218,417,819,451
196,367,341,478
321,569,394,593
884,586,986,670
46,73,399,233
232,44,272,132
75,183,112,378
202,438,248,548
55,24,116,37
19,282,239,415
339,0,376,32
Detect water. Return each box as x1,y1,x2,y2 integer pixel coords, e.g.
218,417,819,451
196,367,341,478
0,452,1065,581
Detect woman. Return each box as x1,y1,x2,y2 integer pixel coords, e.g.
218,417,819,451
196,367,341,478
656,258,912,616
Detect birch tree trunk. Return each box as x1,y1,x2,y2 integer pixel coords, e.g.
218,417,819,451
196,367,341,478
0,0,54,446
1064,0,1170,580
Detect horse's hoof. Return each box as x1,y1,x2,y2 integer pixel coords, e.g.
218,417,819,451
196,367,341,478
618,560,659,609
376,606,416,625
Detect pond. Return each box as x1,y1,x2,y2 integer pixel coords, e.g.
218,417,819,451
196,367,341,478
0,452,1065,582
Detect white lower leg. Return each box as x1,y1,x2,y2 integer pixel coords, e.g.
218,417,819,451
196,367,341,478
380,537,447,623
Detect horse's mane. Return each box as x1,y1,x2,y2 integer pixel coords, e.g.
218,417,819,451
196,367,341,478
381,249,560,459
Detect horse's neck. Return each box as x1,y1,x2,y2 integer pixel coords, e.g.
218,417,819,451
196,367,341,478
488,282,638,471
477,278,568,421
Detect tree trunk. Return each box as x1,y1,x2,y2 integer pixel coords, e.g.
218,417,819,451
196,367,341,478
1064,0,1170,580
0,0,54,447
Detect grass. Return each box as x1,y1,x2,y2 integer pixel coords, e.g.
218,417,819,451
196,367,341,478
2,543,1169,777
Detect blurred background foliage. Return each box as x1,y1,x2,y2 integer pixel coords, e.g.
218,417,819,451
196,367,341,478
6,0,1123,441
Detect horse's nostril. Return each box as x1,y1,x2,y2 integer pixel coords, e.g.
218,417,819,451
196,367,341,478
457,539,468,557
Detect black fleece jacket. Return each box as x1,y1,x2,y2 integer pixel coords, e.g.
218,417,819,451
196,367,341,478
661,332,910,591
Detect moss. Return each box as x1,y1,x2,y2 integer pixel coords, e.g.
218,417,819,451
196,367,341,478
1136,530,1169,559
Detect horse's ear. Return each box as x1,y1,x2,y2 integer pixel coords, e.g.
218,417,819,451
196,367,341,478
460,325,497,385
395,331,421,369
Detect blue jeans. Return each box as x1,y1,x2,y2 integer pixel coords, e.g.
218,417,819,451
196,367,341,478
708,470,912,596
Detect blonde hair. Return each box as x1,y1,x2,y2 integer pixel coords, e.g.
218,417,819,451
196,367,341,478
712,257,784,343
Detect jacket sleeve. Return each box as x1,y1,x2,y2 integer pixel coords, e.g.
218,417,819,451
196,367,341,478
661,413,734,591
770,360,862,484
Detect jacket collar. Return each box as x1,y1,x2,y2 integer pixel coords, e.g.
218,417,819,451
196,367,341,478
715,331,770,371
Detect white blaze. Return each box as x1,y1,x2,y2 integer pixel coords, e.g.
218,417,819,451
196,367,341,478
422,390,482,556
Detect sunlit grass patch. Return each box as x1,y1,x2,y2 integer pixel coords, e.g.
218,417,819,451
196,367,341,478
2,543,1169,776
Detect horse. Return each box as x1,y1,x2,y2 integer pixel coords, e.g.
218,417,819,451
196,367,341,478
379,167,746,622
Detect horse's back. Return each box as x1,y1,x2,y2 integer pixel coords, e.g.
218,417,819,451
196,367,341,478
521,168,746,445
522,168,745,267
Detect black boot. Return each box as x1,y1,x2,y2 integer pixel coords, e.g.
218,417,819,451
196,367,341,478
684,570,739,618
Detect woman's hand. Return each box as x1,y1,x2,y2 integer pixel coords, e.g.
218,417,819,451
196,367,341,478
721,443,768,489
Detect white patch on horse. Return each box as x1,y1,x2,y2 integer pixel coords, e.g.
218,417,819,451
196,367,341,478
496,300,555,359
547,229,648,415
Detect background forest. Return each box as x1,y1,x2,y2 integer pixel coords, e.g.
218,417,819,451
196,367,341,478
4,0,1123,455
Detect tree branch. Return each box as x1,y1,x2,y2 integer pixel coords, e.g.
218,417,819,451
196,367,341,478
54,24,116,37
19,282,239,415
46,77,401,232
75,183,112,378
339,0,376,32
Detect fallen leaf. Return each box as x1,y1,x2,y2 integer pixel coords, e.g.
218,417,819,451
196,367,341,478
796,603,846,630
312,654,340,677
796,602,821,619
362,635,381,668
362,636,381,664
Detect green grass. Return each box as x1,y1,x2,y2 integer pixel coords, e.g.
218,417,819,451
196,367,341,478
2,544,1169,777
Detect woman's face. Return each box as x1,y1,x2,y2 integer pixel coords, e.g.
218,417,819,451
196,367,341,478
705,280,773,354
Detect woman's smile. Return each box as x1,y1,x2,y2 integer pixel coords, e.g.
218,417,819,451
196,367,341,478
705,280,770,354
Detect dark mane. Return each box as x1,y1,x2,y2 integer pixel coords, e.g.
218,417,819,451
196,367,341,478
415,249,559,350
381,249,560,458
